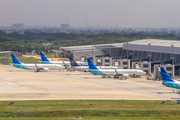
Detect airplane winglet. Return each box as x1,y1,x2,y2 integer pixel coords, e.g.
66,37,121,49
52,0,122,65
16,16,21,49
62,61,68,69
115,69,118,74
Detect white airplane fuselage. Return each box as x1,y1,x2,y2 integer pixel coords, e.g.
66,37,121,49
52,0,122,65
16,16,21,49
42,61,87,66
70,66,119,72
13,63,65,70
103,69,146,76
90,68,146,76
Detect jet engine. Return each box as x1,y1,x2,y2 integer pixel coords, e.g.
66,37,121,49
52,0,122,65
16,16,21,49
43,68,49,71
123,74,129,78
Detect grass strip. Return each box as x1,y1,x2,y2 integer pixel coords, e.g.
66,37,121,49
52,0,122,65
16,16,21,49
0,110,180,118
0,100,180,118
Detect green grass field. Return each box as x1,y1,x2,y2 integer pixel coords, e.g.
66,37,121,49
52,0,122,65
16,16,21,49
0,56,40,65
0,100,180,119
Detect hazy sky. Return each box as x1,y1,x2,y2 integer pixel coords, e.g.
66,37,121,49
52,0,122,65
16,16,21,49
1,0,180,28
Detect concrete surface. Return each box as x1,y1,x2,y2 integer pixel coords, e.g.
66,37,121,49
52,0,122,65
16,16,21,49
0,64,179,101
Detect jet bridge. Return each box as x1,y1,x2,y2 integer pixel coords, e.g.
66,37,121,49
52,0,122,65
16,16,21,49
132,61,149,74
154,64,175,80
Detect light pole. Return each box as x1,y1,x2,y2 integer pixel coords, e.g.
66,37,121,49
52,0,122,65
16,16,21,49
92,40,93,62
148,43,151,76
126,42,128,69
171,44,174,78
110,44,111,57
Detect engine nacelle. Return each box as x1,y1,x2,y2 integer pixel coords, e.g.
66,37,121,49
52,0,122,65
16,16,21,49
43,68,49,71
123,74,129,78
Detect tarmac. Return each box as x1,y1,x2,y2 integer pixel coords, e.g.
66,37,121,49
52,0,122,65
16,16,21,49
0,64,180,101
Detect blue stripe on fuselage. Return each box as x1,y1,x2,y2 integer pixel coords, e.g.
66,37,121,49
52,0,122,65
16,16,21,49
162,81,180,89
89,69,106,75
13,64,30,70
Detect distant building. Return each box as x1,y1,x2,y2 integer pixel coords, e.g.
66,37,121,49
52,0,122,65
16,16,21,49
12,23,24,30
61,24,69,30
58,39,180,76
0,51,19,56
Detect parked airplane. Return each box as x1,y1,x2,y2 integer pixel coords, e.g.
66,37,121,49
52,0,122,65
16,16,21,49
69,56,89,72
69,56,118,72
40,52,86,66
87,58,146,78
160,67,180,89
11,54,65,71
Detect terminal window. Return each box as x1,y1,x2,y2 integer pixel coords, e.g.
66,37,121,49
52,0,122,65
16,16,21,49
143,64,148,68
123,62,127,65
96,63,102,66
105,60,109,62
166,67,172,71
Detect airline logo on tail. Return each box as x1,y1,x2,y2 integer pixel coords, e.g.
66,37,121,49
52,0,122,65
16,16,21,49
70,60,75,64
11,54,21,64
87,58,105,75
160,67,180,89
11,54,30,69
69,56,79,67
40,52,52,64
87,58,98,70
160,67,174,82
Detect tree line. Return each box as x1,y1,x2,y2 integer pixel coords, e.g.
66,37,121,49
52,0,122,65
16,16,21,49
0,30,179,54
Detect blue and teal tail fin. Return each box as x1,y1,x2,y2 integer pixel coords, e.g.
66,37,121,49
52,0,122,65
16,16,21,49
87,58,98,70
11,54,21,64
160,67,174,82
69,56,79,66
40,52,49,62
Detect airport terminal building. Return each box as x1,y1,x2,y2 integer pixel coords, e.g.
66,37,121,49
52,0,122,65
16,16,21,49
59,39,180,77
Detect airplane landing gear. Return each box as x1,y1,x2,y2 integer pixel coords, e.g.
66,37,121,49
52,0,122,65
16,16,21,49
114,75,119,79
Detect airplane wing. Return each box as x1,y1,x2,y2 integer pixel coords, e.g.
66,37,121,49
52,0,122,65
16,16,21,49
113,69,123,76
35,64,50,71
34,64,43,71
113,69,129,78
62,61,69,69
